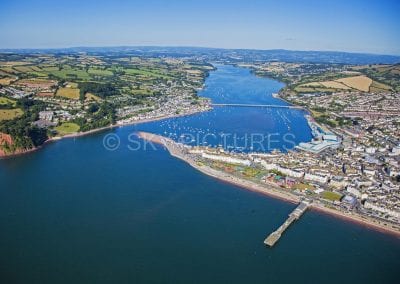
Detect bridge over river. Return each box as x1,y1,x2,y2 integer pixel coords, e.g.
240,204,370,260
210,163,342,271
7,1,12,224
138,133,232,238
211,103,304,109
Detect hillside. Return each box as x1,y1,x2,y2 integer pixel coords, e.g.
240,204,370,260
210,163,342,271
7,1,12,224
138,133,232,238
295,74,393,93
251,61,399,94
350,63,400,92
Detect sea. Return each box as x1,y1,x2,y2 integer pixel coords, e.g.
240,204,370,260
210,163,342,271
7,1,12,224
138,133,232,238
0,65,398,283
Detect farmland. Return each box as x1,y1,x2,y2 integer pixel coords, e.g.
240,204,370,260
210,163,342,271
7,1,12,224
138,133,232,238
88,68,113,76
0,108,23,121
0,78,15,85
350,63,400,92
85,93,102,102
297,75,379,93
336,75,372,92
56,86,80,100
0,97,17,107
0,51,212,154
251,61,398,94
48,66,91,80
123,67,174,79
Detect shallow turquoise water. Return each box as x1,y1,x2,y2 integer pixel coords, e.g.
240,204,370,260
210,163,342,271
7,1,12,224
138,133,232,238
0,65,399,283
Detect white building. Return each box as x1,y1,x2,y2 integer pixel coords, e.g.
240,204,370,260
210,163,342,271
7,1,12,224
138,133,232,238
346,186,361,198
257,160,304,178
39,111,54,121
392,146,400,155
330,176,349,189
366,147,377,154
364,201,400,219
201,153,251,166
304,173,328,184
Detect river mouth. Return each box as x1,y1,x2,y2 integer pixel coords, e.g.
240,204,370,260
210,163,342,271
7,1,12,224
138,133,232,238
136,64,312,152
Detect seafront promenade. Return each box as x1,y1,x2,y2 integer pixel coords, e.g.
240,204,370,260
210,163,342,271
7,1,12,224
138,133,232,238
137,131,400,239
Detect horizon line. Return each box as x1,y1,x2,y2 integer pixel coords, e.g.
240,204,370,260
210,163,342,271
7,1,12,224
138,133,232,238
0,45,399,57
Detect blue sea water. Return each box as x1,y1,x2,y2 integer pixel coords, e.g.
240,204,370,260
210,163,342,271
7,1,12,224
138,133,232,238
0,65,399,284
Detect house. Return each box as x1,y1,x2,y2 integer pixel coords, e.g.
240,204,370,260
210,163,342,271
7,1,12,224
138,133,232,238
39,111,54,121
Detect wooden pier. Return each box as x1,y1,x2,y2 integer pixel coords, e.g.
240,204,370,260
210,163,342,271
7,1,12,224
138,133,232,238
264,200,311,247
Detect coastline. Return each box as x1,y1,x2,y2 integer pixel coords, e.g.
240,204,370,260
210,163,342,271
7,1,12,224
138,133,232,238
2,65,399,238
0,66,305,160
138,131,400,238
311,204,400,238
0,106,211,160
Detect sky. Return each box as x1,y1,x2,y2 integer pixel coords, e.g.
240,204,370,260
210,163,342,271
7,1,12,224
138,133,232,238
0,0,399,55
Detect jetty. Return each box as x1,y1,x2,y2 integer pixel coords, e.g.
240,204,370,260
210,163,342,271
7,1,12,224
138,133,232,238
211,103,304,109
264,200,311,247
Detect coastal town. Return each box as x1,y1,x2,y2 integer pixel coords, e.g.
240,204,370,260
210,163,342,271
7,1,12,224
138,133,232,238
2,0,400,282
0,50,399,236
135,61,400,235
137,106,400,235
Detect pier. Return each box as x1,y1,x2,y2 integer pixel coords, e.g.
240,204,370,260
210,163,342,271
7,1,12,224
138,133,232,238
211,103,304,109
264,200,311,247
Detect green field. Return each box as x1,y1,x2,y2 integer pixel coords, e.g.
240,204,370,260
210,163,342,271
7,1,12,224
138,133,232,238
49,67,91,80
293,183,315,191
322,191,342,201
27,71,48,77
0,97,17,107
40,66,59,72
66,82,78,88
56,87,80,100
0,52,211,153
0,108,24,121
13,66,34,72
88,68,113,76
294,86,337,93
0,66,17,74
242,167,262,178
131,89,154,96
55,122,80,135
123,68,173,79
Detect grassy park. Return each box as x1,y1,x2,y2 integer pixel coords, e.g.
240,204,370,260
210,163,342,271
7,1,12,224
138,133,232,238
322,191,342,201
55,122,80,135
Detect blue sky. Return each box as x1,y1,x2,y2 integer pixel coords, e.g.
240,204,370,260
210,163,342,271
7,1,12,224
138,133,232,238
0,0,399,55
